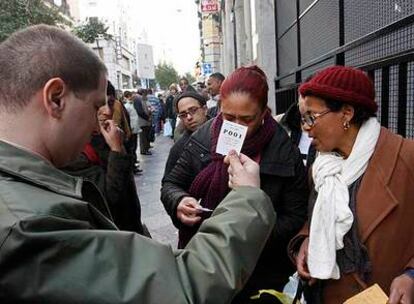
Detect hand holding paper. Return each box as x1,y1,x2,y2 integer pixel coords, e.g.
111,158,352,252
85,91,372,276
224,150,260,188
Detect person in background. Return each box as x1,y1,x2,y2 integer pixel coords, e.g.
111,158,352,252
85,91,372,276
163,91,208,177
179,77,197,93
275,84,316,170
147,89,163,136
134,89,152,155
63,100,145,234
0,25,277,303
107,83,131,142
158,93,167,132
206,72,225,118
123,91,143,174
162,65,309,303
289,66,414,304
166,83,179,139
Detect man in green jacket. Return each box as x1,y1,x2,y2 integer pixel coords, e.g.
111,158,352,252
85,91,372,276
0,25,276,303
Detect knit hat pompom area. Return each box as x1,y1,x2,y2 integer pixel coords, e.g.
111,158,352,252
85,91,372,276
299,66,378,114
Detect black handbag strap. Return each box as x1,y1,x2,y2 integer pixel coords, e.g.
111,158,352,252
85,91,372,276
292,278,306,303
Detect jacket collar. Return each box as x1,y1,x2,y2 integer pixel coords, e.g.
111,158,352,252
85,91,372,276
0,140,83,199
357,128,402,242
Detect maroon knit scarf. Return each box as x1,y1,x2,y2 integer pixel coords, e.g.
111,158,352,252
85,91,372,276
178,111,277,248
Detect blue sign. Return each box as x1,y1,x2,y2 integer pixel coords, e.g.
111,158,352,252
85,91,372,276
203,63,212,75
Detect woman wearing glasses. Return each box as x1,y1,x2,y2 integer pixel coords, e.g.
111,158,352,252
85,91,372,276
289,66,414,303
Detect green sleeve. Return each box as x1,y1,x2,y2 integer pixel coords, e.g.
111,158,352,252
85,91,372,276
0,187,275,304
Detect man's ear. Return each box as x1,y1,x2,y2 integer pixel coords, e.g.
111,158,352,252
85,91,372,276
42,78,67,119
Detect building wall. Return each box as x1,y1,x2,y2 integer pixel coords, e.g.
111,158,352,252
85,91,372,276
196,0,223,75
70,0,137,90
220,0,277,113
90,38,135,89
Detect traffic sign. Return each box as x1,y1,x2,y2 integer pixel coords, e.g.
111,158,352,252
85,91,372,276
203,63,212,75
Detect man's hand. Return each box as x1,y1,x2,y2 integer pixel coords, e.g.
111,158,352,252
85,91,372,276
224,151,260,189
296,237,316,285
100,119,124,153
388,273,414,304
176,197,202,226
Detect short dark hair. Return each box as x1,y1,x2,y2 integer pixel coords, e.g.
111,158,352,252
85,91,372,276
124,91,132,98
0,25,107,113
174,91,207,113
179,77,189,85
209,72,225,82
107,81,116,98
323,98,375,126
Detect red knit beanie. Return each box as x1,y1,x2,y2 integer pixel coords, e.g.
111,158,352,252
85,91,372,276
299,66,377,113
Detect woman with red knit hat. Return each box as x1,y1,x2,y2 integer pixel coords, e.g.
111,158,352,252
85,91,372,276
162,65,309,303
289,65,414,303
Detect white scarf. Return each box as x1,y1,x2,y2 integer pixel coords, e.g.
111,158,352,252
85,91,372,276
308,117,381,280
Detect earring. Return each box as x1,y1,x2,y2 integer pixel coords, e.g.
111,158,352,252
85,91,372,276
343,121,350,130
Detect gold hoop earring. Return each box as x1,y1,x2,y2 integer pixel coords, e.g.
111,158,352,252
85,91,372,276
343,121,350,130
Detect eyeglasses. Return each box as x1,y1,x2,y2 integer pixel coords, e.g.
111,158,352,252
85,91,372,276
301,109,331,127
177,106,202,119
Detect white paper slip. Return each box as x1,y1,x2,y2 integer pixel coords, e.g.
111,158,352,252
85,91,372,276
216,120,248,155
196,206,213,213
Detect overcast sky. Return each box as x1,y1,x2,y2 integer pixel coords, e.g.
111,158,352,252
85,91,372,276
132,0,200,75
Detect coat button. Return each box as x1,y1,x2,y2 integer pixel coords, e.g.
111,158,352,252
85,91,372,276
200,153,204,157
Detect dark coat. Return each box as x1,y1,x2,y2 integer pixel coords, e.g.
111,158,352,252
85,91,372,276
165,94,176,119
63,150,144,234
277,102,316,169
163,130,192,177
133,95,150,121
161,119,309,300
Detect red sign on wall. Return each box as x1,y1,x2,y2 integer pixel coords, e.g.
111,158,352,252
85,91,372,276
201,0,219,13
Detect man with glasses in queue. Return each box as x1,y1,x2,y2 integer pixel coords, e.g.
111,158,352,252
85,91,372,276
163,91,209,177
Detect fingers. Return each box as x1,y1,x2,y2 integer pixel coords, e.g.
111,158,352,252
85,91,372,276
238,152,250,165
177,198,203,226
180,215,202,226
388,289,402,304
296,238,312,281
387,274,413,304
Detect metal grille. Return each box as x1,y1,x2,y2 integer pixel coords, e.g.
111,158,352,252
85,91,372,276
407,62,414,138
344,0,414,43
299,0,315,14
278,26,298,79
345,24,414,66
275,87,298,114
300,0,339,63
388,66,399,133
301,59,335,80
274,0,414,137
373,69,382,120
276,0,296,37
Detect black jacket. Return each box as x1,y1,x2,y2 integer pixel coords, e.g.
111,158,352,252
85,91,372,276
165,95,176,119
278,102,316,169
63,149,144,235
163,130,192,177
161,119,309,299
133,96,150,121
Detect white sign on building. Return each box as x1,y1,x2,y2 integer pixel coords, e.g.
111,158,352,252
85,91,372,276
136,43,155,79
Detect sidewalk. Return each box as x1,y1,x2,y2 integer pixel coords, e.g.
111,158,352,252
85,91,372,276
135,134,178,248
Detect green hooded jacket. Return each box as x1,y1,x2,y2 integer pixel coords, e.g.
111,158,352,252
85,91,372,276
0,140,275,304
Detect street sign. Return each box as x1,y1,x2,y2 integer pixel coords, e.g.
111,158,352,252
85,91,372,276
203,63,212,75
201,0,218,13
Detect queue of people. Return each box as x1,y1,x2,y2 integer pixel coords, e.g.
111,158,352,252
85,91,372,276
0,24,412,304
